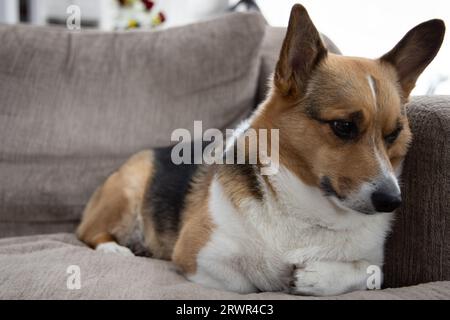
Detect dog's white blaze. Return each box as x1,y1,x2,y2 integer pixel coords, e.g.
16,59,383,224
343,145,401,213
375,149,401,193
367,75,377,107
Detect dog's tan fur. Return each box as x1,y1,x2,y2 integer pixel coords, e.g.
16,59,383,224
173,167,215,274
253,55,413,199
77,150,154,248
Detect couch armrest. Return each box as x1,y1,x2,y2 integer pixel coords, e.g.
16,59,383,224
384,96,450,288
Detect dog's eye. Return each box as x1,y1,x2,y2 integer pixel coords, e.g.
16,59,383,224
385,127,402,144
329,120,358,140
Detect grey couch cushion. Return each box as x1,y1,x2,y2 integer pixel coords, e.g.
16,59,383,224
0,13,266,237
1,233,449,299
0,156,127,237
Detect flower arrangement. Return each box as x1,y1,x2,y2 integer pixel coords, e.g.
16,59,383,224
116,0,166,30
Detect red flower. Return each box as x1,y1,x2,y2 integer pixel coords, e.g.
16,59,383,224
142,0,154,11
158,12,166,23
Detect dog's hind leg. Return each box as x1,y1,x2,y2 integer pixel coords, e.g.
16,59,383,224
76,151,154,257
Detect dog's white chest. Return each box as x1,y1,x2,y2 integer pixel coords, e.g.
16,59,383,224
192,168,392,293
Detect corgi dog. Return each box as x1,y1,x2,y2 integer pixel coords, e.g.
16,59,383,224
77,4,445,296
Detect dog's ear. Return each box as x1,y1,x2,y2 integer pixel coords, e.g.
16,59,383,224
275,4,327,98
381,19,445,98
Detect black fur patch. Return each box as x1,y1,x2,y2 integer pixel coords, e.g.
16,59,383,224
145,144,199,234
223,143,264,201
227,163,264,201
145,140,264,234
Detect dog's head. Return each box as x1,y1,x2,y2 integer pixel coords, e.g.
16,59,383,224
263,4,445,214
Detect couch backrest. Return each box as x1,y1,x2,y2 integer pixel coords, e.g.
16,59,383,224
0,13,266,159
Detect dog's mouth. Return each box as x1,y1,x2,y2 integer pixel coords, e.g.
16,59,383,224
319,176,381,215
319,176,344,200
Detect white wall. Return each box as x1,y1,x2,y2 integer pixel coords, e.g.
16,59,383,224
159,0,229,28
0,0,19,24
258,0,450,94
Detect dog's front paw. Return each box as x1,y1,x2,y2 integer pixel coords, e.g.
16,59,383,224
289,261,351,296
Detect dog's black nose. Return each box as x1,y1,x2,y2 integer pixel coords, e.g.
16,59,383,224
371,191,402,212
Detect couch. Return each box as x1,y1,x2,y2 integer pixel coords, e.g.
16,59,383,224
0,12,449,299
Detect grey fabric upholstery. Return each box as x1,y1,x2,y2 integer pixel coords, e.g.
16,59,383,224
384,96,450,288
1,233,449,300
0,156,127,237
0,13,265,157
